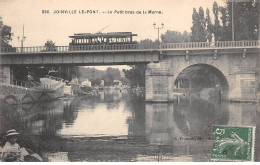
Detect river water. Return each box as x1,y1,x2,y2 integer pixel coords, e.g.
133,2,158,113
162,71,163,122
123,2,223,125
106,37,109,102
0,88,259,162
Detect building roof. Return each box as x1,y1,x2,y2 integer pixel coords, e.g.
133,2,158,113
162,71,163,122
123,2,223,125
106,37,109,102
69,32,137,39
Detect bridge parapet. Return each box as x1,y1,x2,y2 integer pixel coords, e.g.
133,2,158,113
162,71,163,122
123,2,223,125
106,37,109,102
1,40,259,54
161,40,260,50
0,44,140,54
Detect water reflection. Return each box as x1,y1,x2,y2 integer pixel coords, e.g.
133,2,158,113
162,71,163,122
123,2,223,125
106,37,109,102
0,89,259,162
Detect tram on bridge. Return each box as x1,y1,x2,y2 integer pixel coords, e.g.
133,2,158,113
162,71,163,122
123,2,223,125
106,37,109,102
68,32,138,51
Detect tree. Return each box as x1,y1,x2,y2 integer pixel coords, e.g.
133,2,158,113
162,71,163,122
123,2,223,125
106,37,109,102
191,7,207,42
205,8,214,42
90,77,101,86
226,0,258,40
161,30,191,43
123,64,146,87
198,7,207,42
103,67,121,86
44,40,56,51
213,1,222,41
219,6,231,41
138,39,158,49
191,8,200,42
0,19,12,47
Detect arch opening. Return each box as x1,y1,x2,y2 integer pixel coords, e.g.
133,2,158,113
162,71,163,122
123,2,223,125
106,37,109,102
174,64,229,97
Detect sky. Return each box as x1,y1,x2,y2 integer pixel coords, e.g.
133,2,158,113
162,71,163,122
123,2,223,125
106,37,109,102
0,0,225,70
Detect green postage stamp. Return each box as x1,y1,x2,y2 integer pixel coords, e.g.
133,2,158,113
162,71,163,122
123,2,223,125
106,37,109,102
211,125,255,162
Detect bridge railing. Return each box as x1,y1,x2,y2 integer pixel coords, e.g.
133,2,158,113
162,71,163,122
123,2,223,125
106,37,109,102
161,40,260,49
1,40,259,53
0,44,139,53
0,46,70,53
68,44,139,51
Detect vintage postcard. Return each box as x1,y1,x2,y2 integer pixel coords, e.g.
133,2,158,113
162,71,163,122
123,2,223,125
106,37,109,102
0,0,259,162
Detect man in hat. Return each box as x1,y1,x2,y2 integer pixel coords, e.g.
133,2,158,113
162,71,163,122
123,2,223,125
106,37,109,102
1,129,24,162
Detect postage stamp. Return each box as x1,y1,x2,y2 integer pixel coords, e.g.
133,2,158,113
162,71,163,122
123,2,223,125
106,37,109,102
211,125,255,162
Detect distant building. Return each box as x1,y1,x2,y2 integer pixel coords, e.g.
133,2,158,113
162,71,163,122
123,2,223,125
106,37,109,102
114,80,122,87
81,78,91,87
70,77,79,85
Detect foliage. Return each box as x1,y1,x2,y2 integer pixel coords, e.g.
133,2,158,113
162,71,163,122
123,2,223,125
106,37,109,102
191,8,207,42
90,77,102,87
191,7,207,42
44,40,56,51
226,0,258,40
138,30,191,49
175,66,220,88
161,30,191,43
119,77,129,85
138,39,158,49
0,19,12,47
219,6,231,41
206,8,214,42
213,1,222,41
78,67,124,86
192,0,259,42
123,64,146,87
103,67,121,86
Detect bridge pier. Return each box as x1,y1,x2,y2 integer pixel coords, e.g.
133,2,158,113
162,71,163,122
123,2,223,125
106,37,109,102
0,66,11,84
229,73,257,101
145,62,174,102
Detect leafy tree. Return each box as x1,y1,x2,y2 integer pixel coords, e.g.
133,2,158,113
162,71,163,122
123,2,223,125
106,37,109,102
191,8,200,42
90,77,102,86
123,64,146,87
191,8,207,42
138,39,158,49
103,67,121,86
205,8,214,42
0,19,12,47
161,30,191,43
44,40,56,51
198,7,207,42
219,6,231,41
226,0,258,40
119,77,129,85
213,1,222,41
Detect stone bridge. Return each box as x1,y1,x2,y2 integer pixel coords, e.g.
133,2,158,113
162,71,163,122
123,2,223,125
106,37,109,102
0,40,259,102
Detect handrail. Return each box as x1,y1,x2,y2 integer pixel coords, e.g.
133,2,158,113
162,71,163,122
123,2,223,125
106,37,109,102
12,79,30,88
161,40,260,49
0,79,38,88
1,40,259,53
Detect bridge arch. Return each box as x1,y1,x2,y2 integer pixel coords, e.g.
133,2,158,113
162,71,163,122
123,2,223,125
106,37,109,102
173,63,229,91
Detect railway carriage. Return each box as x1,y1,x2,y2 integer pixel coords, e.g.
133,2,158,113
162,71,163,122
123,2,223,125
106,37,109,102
68,32,138,51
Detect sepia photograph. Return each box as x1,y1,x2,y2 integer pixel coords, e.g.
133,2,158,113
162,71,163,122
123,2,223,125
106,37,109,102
0,0,259,162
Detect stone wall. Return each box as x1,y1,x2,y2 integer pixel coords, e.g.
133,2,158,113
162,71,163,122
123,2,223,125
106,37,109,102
0,82,64,104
